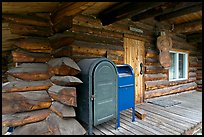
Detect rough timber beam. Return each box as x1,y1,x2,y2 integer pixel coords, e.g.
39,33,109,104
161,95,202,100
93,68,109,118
155,3,202,21
98,2,165,26
131,2,199,22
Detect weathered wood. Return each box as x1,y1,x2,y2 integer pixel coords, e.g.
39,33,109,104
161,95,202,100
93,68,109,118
145,82,197,99
145,79,194,91
46,112,86,135
2,109,51,127
2,90,52,115
144,73,167,81
2,13,51,27
52,46,72,57
50,102,76,118
155,3,202,21
52,16,73,33
98,2,165,25
71,24,123,38
48,57,81,76
63,30,123,46
145,66,167,74
48,85,77,107
135,108,147,120
12,120,53,135
174,20,202,34
12,50,52,63
146,48,159,58
2,80,53,92
14,37,52,53
49,34,74,50
7,63,51,81
51,2,95,25
50,76,83,86
106,50,124,65
9,23,53,37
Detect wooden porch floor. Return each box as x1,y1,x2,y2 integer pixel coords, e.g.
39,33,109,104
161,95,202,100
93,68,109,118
92,90,202,135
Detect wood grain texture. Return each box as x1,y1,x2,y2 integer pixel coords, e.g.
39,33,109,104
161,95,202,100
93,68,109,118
48,85,77,107
2,90,52,115
2,80,53,92
2,109,51,127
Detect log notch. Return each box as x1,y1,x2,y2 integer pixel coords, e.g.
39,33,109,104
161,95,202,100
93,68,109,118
50,2,95,33
48,85,77,107
7,63,51,81
50,102,76,118
50,76,83,86
13,37,52,53
2,109,51,127
9,23,53,37
48,57,81,76
46,112,86,135
12,120,53,135
2,13,51,27
12,50,52,63
2,80,53,92
2,90,52,115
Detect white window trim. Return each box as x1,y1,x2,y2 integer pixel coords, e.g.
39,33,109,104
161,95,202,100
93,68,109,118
169,51,188,81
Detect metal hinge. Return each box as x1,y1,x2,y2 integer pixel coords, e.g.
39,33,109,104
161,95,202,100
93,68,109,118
91,95,95,100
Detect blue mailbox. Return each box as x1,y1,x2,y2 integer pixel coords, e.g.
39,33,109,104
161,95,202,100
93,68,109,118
116,64,135,128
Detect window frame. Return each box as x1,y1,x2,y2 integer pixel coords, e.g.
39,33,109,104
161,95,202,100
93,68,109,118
168,50,189,81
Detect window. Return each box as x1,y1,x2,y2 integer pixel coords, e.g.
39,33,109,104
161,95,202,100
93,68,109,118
169,51,188,81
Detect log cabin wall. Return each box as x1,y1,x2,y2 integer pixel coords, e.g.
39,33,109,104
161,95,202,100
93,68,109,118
71,14,200,99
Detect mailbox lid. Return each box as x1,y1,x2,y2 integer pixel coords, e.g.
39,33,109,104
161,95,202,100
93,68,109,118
116,64,134,86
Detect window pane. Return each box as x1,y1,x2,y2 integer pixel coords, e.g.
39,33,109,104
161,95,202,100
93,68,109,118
179,54,184,78
169,53,177,80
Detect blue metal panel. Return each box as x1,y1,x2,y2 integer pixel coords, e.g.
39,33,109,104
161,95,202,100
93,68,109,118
116,64,135,128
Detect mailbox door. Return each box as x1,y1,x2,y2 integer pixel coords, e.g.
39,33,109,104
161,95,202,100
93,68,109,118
93,61,117,126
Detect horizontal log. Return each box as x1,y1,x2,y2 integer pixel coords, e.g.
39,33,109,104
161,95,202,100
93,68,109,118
189,77,196,81
71,24,123,38
49,34,74,50
145,82,197,99
189,72,197,77
145,79,194,91
71,40,124,51
14,37,52,53
2,13,51,27
50,102,76,118
2,80,53,92
145,58,159,65
2,109,51,127
52,16,73,33
12,50,52,63
7,63,51,81
52,46,72,58
63,30,123,46
2,90,52,115
12,120,53,135
46,112,86,135
72,45,107,56
145,66,167,74
50,76,83,86
135,108,147,120
189,67,197,72
48,85,77,107
48,57,81,76
146,48,159,58
9,23,53,37
196,80,202,85
144,73,167,81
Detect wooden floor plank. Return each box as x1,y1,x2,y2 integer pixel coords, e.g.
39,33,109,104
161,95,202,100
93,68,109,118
121,112,164,135
92,91,202,135
123,111,175,135
139,103,199,124
137,104,194,128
